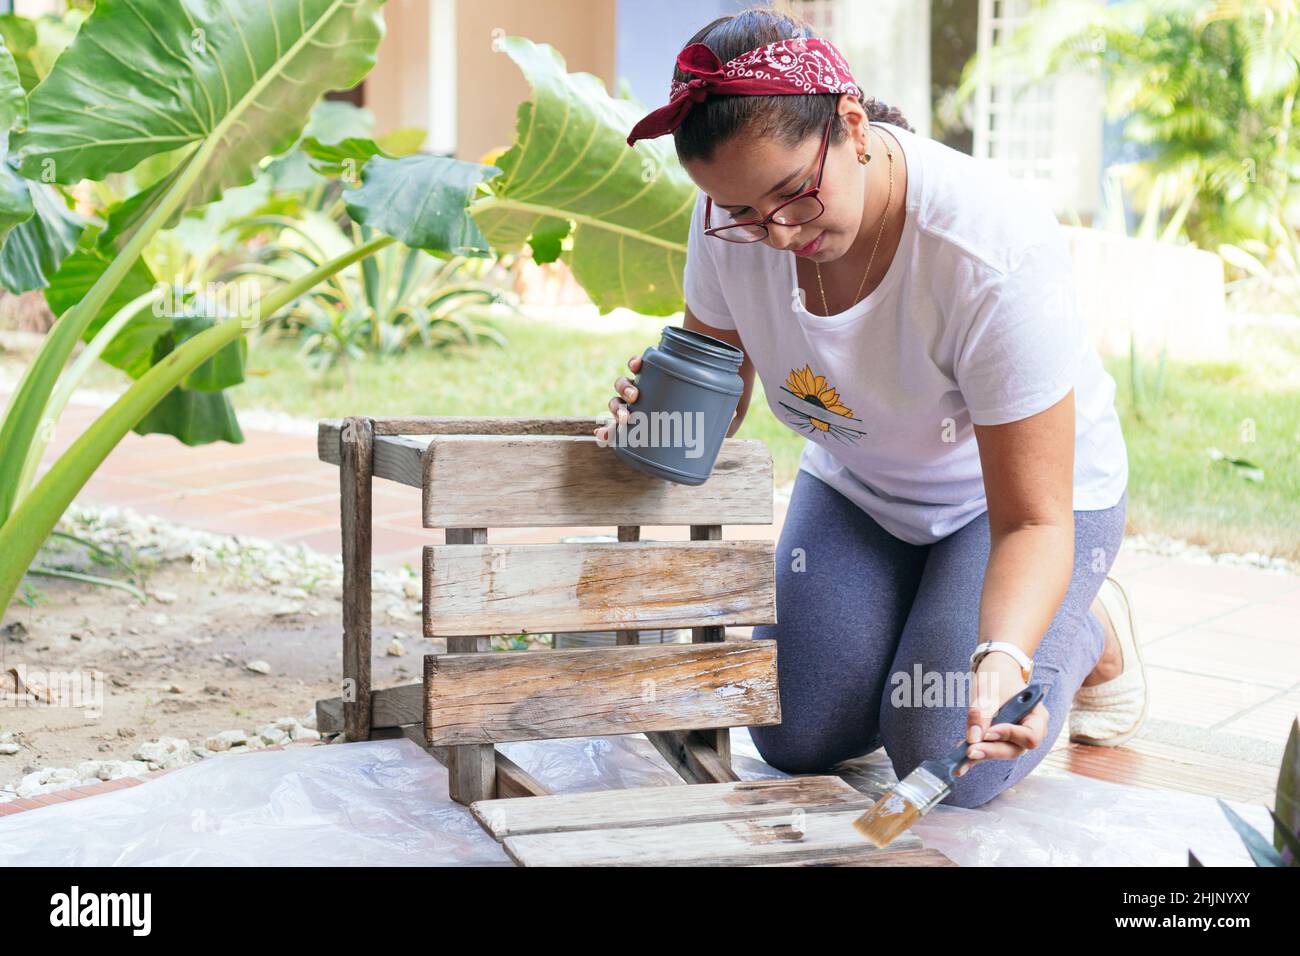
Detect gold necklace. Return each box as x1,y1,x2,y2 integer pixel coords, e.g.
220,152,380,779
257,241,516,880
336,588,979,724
814,128,894,316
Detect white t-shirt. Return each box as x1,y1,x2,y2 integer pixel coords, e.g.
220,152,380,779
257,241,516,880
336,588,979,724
683,119,1128,545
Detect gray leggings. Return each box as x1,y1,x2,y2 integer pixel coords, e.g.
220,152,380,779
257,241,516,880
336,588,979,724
749,468,1127,809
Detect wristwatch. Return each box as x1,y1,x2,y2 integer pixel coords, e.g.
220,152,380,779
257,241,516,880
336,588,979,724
969,641,1034,682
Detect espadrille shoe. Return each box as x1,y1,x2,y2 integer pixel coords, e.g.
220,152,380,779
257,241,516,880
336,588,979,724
1069,576,1149,747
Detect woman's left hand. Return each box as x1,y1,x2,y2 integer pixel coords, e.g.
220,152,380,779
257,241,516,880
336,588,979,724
956,652,1049,777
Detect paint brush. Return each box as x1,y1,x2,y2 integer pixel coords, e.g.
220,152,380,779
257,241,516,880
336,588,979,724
852,682,1046,848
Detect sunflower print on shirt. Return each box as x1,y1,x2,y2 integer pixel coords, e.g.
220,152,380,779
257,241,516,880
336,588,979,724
777,365,867,444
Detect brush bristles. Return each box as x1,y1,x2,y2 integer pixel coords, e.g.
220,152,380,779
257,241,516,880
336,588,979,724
851,790,921,848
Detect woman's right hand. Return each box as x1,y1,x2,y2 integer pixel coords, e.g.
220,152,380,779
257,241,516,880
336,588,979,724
593,354,641,443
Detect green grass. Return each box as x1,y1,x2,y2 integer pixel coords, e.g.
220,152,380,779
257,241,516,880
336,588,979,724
1104,321,1300,560
69,313,1300,559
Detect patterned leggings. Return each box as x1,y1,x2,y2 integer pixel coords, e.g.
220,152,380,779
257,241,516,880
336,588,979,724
749,468,1128,808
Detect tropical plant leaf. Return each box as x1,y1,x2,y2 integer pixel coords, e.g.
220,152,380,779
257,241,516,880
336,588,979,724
170,314,247,392
10,0,387,212
0,35,25,133
0,15,38,92
468,35,695,315
1267,809,1300,866
0,10,82,93
96,155,192,253
0,43,37,264
1217,797,1284,866
376,126,426,156
346,154,499,255
1278,718,1300,861
43,238,164,377
132,315,246,445
0,179,84,293
300,136,392,178
528,216,571,264
0,142,35,251
133,382,244,446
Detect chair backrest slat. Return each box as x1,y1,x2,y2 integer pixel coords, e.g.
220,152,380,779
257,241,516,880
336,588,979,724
422,540,776,637
423,640,782,745
422,435,773,527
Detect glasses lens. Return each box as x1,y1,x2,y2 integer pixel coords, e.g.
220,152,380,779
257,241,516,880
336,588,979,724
771,195,824,226
711,224,768,242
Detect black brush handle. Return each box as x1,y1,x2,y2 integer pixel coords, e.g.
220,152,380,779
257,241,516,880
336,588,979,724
925,681,1046,785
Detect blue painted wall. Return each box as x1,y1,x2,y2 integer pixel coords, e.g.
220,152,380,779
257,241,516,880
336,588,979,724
614,0,752,108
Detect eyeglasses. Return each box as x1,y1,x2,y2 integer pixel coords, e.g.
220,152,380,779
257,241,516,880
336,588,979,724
703,115,834,243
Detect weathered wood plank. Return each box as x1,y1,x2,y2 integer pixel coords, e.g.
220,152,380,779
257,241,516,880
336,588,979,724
423,640,781,745
499,805,924,867
472,775,871,839
340,417,373,742
362,720,549,797
316,696,344,736
494,752,551,799
319,417,600,463
422,540,776,637
422,434,773,527
644,729,738,785
319,423,428,487
369,681,424,728
319,426,774,524
315,683,421,733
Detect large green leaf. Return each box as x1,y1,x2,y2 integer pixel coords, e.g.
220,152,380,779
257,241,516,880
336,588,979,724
468,36,695,315
0,0,387,524
44,239,164,378
0,35,25,132
0,139,34,253
10,0,387,211
0,178,84,293
347,154,499,255
0,42,36,259
0,11,83,93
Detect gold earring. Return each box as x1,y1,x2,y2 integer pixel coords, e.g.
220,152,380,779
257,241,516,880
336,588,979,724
858,150,870,165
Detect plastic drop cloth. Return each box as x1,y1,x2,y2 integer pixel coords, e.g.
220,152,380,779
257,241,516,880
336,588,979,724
0,728,1273,866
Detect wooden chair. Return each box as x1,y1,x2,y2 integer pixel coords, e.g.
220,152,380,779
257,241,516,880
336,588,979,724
314,416,953,866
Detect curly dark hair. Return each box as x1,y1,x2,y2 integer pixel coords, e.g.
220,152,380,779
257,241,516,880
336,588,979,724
671,4,914,164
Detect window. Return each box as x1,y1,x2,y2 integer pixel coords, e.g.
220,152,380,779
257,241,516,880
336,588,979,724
973,0,1103,216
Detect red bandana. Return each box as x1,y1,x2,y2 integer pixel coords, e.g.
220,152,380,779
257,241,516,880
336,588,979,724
626,36,863,146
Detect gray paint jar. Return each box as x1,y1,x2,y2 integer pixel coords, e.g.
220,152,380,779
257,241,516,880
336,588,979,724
610,326,745,486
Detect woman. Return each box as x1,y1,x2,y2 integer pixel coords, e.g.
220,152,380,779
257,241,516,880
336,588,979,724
595,6,1147,809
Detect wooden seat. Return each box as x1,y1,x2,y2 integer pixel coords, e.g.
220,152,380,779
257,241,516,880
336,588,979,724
472,776,954,867
315,415,953,866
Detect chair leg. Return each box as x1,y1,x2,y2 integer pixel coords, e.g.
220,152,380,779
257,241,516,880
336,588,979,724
444,526,496,804
616,525,641,645
689,524,732,769
340,417,374,743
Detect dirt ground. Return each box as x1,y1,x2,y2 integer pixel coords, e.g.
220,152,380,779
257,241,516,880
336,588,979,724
0,558,433,782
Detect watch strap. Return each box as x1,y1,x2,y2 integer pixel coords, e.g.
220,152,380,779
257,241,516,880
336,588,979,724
969,641,1034,682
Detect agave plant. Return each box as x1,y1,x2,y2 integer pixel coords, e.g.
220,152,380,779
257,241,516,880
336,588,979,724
1190,717,1300,866
235,216,514,373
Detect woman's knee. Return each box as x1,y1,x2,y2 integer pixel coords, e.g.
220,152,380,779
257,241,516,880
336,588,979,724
748,715,881,775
